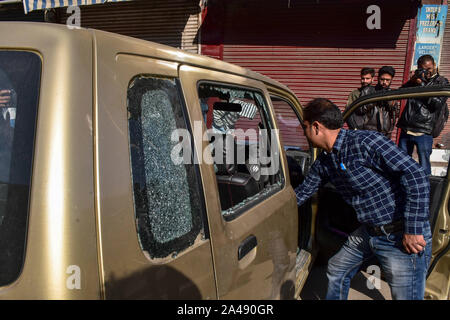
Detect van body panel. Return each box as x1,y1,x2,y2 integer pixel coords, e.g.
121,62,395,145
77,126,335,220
0,23,100,299
93,31,217,299
0,22,300,300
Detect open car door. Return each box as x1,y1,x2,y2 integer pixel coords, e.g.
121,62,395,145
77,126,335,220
338,85,450,300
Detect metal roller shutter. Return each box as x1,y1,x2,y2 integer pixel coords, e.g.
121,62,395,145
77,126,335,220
58,0,201,53
439,6,450,79
434,6,450,149
220,0,416,110
0,3,45,21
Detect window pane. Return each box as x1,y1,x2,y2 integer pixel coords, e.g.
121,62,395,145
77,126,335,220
198,83,283,218
0,51,41,286
271,96,311,187
128,76,203,259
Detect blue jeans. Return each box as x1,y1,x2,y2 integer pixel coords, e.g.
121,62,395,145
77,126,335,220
326,224,432,300
398,131,433,176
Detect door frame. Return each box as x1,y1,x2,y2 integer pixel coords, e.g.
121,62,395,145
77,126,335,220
179,65,299,299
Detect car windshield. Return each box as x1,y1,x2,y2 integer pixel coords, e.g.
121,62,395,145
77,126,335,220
0,51,41,286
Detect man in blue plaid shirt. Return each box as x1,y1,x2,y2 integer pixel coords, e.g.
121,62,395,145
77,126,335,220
295,98,432,300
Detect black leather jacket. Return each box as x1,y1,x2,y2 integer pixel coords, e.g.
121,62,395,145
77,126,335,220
397,74,449,135
346,85,398,136
358,85,398,136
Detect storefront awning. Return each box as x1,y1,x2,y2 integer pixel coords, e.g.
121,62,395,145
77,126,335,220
0,0,132,14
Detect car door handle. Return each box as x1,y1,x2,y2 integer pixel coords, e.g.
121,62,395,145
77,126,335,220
238,235,257,261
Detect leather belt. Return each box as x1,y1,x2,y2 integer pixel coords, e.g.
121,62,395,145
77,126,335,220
366,220,404,236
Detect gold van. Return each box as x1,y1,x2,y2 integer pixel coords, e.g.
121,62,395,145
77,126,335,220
0,22,448,300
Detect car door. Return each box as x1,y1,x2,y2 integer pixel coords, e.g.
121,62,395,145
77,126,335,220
179,65,298,299
94,34,216,299
266,87,318,293
342,86,450,300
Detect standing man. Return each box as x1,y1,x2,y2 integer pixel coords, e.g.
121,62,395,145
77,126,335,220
346,67,375,106
345,68,375,130
355,66,399,138
397,54,449,176
296,98,432,300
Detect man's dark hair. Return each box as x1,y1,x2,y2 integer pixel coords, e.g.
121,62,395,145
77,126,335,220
378,66,395,78
303,98,343,130
417,54,435,67
361,67,375,77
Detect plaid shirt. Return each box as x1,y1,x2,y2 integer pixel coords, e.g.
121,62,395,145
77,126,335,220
295,129,430,235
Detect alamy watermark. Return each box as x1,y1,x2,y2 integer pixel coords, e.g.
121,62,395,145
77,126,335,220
367,5,381,30
366,265,381,290
66,265,81,290
66,6,81,30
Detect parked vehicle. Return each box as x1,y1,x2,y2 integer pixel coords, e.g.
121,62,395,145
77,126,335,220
0,22,448,299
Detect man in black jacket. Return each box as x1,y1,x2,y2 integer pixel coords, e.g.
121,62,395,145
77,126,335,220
397,55,449,176
345,67,376,130
353,66,398,138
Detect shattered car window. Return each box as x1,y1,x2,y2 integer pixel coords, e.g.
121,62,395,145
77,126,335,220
128,76,204,259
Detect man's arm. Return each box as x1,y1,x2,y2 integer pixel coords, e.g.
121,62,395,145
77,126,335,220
426,96,447,113
363,134,430,253
352,86,376,116
346,89,360,107
294,157,328,207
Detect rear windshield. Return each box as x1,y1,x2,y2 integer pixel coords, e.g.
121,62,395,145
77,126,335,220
0,51,40,286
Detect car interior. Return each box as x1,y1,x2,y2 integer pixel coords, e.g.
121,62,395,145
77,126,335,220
198,83,281,217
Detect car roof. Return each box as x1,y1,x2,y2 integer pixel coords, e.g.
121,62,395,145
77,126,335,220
0,22,295,97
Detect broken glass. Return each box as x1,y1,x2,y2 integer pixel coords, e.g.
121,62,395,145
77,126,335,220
129,76,203,258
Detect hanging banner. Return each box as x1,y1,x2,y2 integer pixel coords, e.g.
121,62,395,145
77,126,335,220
413,4,448,67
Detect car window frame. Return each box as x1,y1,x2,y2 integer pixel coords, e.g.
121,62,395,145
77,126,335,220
269,93,313,155
0,50,41,287
196,80,286,222
127,74,209,259
343,85,450,175
344,85,450,120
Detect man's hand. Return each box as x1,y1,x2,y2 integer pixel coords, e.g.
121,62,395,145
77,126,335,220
0,90,11,107
402,234,426,254
409,73,423,86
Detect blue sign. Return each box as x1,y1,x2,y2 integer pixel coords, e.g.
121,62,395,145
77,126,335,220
413,5,448,68
416,5,447,43
414,43,441,66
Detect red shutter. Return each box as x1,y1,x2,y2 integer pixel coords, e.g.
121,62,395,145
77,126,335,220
218,1,416,111
439,6,450,78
